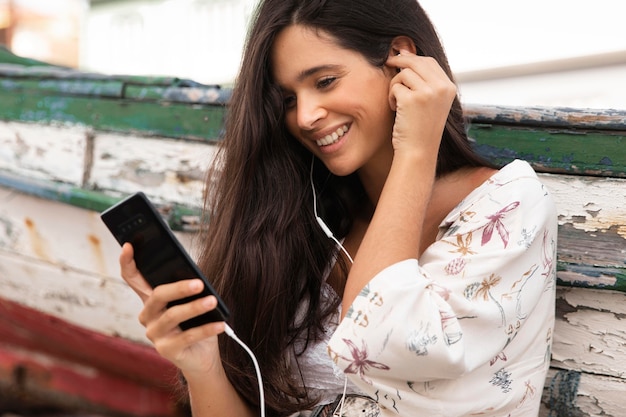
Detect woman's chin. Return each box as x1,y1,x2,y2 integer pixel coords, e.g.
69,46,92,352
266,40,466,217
325,163,357,177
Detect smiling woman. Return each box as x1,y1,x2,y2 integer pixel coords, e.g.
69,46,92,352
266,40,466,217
114,0,558,416
2,14,625,415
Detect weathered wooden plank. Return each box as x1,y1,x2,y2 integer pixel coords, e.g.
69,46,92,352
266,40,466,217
0,298,182,417
0,250,147,342
0,119,210,225
0,170,120,213
0,122,87,185
539,286,626,416
3,71,626,179
1,69,230,104
465,105,626,132
552,287,626,379
540,368,626,417
469,124,626,177
124,82,231,104
0,90,227,141
0,186,196,342
539,174,626,291
557,224,626,291
90,131,214,209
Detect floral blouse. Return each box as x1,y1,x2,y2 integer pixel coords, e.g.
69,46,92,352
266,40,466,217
326,160,558,416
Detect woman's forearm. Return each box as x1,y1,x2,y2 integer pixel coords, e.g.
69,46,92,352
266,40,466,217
343,152,435,315
184,366,257,417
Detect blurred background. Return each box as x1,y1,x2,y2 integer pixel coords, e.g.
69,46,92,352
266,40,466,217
0,0,625,109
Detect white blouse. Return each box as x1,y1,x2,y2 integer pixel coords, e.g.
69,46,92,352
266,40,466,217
296,160,557,416
327,159,557,416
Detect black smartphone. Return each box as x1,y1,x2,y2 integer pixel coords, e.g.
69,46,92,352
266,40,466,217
100,191,230,329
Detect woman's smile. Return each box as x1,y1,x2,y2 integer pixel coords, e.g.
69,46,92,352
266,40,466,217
316,124,350,147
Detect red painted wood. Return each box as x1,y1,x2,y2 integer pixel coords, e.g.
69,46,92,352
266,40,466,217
0,346,179,416
0,297,183,416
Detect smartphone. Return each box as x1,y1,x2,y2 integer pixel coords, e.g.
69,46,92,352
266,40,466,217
100,191,230,329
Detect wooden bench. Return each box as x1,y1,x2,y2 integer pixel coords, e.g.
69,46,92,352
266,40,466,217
465,105,626,416
0,51,625,416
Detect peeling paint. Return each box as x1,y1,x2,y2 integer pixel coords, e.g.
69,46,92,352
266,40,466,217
540,174,626,239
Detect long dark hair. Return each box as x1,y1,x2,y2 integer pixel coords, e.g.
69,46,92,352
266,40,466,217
196,0,489,415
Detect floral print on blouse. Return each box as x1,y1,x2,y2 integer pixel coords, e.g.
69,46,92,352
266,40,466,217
327,160,558,417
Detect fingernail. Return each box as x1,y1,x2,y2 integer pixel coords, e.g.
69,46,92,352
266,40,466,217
202,296,215,308
189,279,202,290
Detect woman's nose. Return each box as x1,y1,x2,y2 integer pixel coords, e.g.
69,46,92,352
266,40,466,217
297,95,327,130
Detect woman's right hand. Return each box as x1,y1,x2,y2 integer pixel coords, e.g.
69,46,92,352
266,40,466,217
119,242,226,377
385,50,456,161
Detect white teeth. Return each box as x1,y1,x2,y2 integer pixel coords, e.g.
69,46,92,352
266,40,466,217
316,125,349,147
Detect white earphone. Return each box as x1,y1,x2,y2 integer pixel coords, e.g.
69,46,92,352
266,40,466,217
310,156,354,264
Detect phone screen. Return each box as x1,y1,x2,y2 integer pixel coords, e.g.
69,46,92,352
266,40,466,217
101,192,229,329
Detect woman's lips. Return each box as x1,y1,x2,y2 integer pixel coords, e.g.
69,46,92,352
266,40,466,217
316,124,349,147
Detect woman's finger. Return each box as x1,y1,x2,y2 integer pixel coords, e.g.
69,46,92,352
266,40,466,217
387,51,450,84
119,242,153,302
139,279,206,327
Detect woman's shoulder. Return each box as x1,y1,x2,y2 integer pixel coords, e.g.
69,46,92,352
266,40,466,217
492,159,542,183
440,159,555,231
466,159,548,205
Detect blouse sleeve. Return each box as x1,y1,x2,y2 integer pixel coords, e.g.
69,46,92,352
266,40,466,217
327,168,557,395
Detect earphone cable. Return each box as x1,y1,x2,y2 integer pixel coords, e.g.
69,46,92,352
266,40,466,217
224,324,265,417
310,157,354,263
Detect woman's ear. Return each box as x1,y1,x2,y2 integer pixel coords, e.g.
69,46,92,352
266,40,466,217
388,36,417,58
384,36,417,76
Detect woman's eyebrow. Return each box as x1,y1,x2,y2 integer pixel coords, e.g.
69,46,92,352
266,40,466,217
297,64,342,82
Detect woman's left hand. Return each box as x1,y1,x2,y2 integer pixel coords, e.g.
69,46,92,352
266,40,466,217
385,50,457,160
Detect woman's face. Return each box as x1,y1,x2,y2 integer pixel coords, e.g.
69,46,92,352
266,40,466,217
271,24,396,177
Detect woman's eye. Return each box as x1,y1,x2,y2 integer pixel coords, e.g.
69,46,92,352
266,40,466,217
317,77,336,89
283,95,296,108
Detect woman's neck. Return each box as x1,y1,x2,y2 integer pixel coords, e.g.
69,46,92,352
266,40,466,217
357,145,394,206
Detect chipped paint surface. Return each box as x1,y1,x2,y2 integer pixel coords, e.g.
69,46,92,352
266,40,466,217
535,287,626,416
540,174,626,237
0,185,196,343
91,132,215,208
540,368,626,417
0,120,218,209
0,122,87,185
552,288,626,377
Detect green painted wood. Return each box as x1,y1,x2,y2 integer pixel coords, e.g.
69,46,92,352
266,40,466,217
7,79,126,97
0,56,229,140
465,105,626,177
468,124,626,177
0,90,226,141
1,72,224,98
